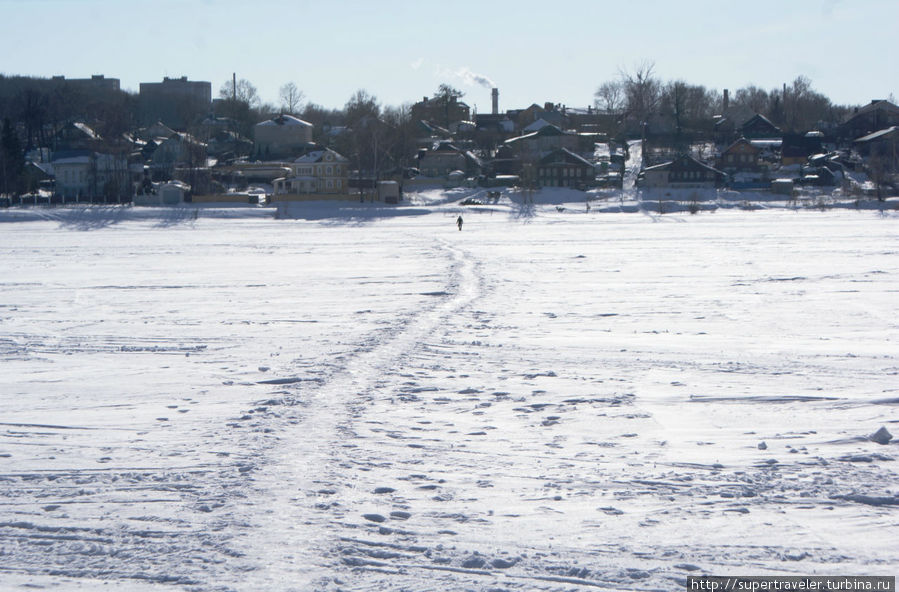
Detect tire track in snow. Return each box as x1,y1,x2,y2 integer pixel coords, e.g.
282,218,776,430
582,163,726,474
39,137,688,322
236,237,482,588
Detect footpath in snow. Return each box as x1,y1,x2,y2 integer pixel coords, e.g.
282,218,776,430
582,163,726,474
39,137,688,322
0,200,897,591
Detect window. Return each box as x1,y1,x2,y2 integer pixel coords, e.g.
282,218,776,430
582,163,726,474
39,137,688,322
326,166,332,175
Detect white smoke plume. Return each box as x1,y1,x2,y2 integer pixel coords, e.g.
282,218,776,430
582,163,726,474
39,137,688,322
455,67,496,89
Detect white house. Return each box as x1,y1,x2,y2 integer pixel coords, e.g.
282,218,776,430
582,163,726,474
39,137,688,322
151,133,206,169
273,148,349,196
52,151,129,200
254,114,314,158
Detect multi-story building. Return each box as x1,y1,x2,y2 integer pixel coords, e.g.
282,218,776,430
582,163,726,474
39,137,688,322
139,77,212,129
51,74,120,93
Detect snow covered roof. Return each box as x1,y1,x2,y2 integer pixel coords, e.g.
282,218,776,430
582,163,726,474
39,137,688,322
257,114,313,128
534,124,565,136
722,137,760,153
643,161,674,172
523,118,553,133
749,139,782,148
26,161,54,175
160,132,206,147
71,122,100,139
539,148,594,167
51,149,92,165
430,141,460,153
504,124,568,145
159,180,190,191
293,148,348,164
138,121,176,140
644,154,725,175
854,125,899,143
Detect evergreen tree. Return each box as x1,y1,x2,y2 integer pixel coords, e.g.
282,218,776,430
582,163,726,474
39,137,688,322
0,117,24,197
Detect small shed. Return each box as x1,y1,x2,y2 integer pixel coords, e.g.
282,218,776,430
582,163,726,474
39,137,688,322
771,178,794,196
134,180,190,206
378,180,400,204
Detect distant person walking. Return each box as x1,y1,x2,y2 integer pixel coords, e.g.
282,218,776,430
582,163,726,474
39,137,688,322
456,215,463,231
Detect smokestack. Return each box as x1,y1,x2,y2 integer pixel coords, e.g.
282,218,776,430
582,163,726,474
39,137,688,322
723,89,729,113
233,72,237,102
492,88,499,115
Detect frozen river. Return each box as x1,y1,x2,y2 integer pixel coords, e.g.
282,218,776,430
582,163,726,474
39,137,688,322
1,202,897,590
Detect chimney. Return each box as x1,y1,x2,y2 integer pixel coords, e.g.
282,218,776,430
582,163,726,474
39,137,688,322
492,88,499,115
723,89,729,113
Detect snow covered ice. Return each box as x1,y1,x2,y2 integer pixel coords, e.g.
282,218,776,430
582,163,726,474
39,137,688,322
1,196,898,590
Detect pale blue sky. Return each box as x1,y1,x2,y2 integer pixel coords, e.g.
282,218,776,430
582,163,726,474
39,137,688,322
1,0,895,112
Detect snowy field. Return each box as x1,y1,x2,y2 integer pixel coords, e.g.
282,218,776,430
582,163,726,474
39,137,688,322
1,197,898,591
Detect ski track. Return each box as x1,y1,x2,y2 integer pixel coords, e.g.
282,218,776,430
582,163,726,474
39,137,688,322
1,212,897,590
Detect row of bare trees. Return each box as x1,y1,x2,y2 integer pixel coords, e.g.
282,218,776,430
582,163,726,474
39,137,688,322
594,61,854,137
184,77,420,178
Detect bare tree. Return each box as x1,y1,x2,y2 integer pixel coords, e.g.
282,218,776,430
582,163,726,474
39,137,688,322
341,90,383,176
16,88,47,150
218,78,260,138
218,78,259,107
619,61,661,123
344,89,380,125
783,76,837,132
594,80,624,114
279,82,304,115
382,103,416,172
659,81,719,137
733,85,770,115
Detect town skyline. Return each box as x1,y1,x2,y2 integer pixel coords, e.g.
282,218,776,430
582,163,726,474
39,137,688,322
0,0,896,112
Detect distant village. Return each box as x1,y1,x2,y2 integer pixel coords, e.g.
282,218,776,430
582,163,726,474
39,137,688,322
0,71,897,207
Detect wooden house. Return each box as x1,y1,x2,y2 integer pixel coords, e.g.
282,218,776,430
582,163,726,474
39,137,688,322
640,154,727,189
537,148,595,189
718,138,761,172
840,100,899,140
741,114,782,139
